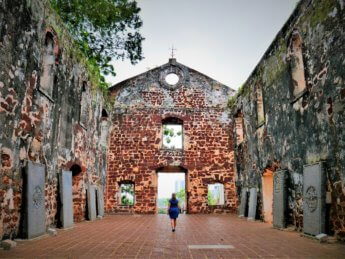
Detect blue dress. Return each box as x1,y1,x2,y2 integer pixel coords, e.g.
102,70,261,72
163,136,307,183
168,199,179,219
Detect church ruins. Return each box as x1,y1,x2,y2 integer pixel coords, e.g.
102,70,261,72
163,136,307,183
106,58,237,214
0,0,345,243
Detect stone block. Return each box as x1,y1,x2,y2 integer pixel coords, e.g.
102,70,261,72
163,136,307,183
87,184,97,220
316,233,328,243
97,185,105,217
303,162,326,236
47,228,57,236
273,170,288,229
59,170,73,228
247,188,257,221
23,161,46,239
1,239,16,250
238,188,248,217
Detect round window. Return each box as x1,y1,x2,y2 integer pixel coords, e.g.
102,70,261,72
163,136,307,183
165,73,179,85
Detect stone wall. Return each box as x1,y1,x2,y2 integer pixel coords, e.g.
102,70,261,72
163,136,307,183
0,0,110,239
106,59,237,214
231,0,345,240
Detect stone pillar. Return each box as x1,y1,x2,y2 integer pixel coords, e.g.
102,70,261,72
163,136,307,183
247,188,257,221
87,184,97,220
59,170,73,228
273,170,288,229
97,186,105,217
303,162,326,236
23,161,46,239
239,188,248,217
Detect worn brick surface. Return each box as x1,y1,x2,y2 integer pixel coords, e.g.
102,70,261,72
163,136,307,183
231,0,345,240
0,0,110,239
106,59,237,214
1,214,344,258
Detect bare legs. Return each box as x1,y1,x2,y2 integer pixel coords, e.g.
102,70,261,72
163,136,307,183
170,219,177,232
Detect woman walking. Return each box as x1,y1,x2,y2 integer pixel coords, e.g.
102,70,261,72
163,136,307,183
167,193,180,232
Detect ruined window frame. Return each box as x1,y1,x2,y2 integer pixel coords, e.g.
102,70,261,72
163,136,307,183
288,31,308,103
256,84,265,128
101,108,109,119
234,110,245,146
161,117,184,150
119,182,135,206
38,31,57,102
79,81,89,130
207,183,225,206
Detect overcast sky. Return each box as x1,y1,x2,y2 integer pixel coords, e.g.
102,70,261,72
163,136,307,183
107,0,299,90
158,173,185,198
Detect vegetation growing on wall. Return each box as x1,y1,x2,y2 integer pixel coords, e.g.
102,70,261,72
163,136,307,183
227,0,339,111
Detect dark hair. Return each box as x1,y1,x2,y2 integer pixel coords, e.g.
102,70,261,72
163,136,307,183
171,193,177,200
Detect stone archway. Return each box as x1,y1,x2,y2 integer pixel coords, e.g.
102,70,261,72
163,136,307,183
70,164,84,222
262,169,274,224
156,166,188,214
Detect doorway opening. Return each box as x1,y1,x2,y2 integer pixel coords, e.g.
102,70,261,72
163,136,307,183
262,169,274,224
70,164,83,221
157,166,187,214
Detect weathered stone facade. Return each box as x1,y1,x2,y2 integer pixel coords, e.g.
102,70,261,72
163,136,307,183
231,0,345,240
2,0,345,245
0,0,110,240
106,59,237,214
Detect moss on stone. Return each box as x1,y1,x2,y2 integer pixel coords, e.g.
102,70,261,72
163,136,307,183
301,0,335,28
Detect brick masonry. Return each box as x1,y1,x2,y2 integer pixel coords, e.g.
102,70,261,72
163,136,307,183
106,59,237,214
1,215,345,258
231,0,345,240
0,0,110,239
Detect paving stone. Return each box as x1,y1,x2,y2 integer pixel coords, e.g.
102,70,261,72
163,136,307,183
188,245,234,249
1,215,345,258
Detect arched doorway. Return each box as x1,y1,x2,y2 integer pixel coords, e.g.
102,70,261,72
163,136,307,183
156,166,188,214
262,169,274,224
70,164,84,221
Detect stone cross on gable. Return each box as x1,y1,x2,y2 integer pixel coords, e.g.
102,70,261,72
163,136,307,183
170,45,177,59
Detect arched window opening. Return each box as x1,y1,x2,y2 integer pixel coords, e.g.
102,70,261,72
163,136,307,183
162,117,183,149
256,85,265,126
70,164,82,177
235,111,244,145
40,32,56,98
118,181,135,206
289,31,306,98
101,109,108,119
79,81,89,128
82,82,86,92
208,183,225,205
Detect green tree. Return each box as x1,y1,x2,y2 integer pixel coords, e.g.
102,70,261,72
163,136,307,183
121,184,134,205
162,125,182,148
208,190,216,205
50,0,144,80
176,189,185,201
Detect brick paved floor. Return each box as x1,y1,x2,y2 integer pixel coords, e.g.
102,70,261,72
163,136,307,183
1,214,345,258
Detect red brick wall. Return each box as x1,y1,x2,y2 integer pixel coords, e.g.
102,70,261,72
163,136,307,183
106,61,237,214
0,0,110,239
